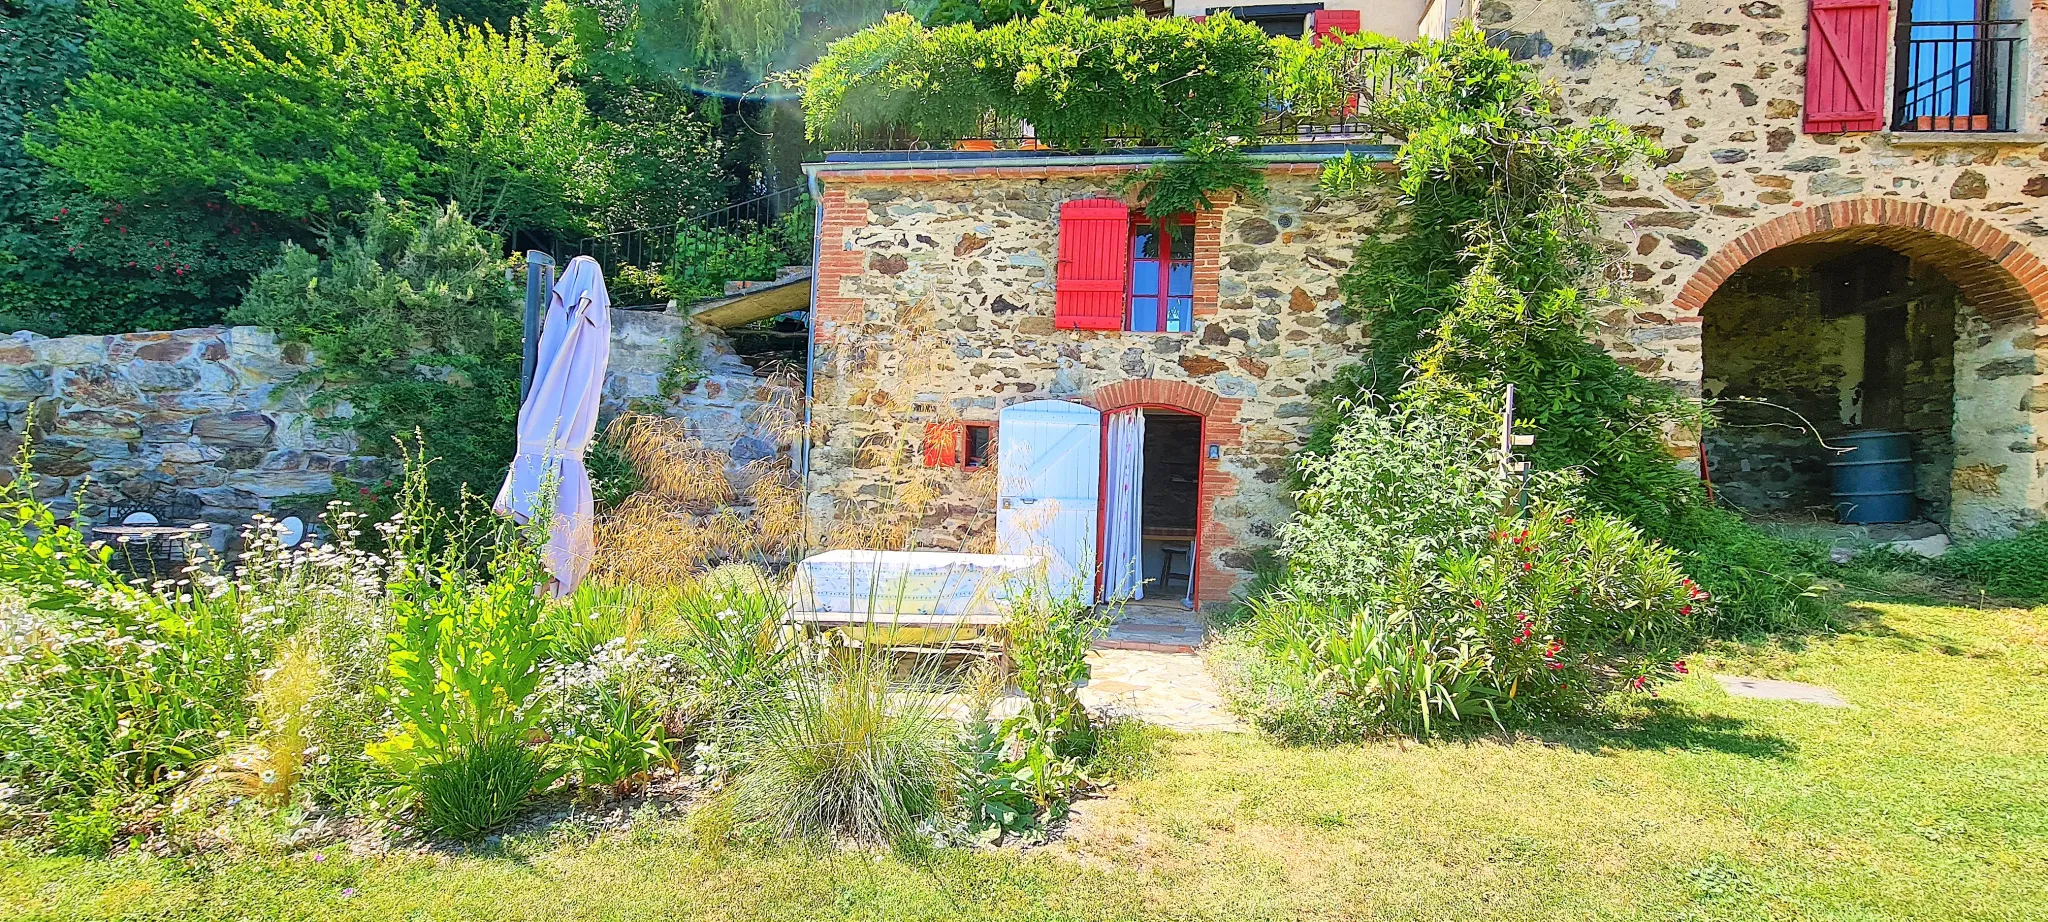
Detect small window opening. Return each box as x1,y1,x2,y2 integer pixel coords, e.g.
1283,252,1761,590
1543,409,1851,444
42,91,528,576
1128,213,1195,333
963,423,994,469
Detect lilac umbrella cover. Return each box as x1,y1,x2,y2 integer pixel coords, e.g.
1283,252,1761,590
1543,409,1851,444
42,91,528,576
496,255,611,595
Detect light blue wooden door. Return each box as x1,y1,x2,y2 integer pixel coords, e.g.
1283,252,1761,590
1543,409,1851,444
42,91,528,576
996,399,1102,600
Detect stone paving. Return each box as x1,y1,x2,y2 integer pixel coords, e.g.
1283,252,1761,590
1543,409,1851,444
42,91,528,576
1100,599,1206,652
1714,674,1852,708
1079,647,1244,733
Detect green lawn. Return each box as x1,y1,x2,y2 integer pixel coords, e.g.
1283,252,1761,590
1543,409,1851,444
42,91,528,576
5,589,2044,921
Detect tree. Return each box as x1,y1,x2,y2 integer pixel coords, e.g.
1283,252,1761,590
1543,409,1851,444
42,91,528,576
36,0,605,233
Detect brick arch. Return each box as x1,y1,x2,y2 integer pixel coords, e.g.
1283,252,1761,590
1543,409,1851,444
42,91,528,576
1672,199,2048,324
1086,377,1246,606
1091,378,1220,420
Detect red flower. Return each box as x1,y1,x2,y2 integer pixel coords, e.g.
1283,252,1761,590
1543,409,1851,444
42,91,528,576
1630,676,1649,690
1548,661,1565,671
1562,516,1575,525
1679,605,1692,615
359,487,371,496
1472,599,1485,609
1672,660,1689,675
1522,561,1533,571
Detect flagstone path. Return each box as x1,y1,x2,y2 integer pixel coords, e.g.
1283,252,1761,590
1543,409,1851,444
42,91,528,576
1079,647,1244,733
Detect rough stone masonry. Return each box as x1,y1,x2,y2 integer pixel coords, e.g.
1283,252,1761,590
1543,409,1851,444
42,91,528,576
0,309,794,533
1488,0,2048,537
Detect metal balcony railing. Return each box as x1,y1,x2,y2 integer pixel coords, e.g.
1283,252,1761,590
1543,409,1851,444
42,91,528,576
821,46,1415,153
1892,19,2027,132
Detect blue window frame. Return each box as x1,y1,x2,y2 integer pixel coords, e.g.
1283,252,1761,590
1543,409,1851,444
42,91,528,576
1127,214,1195,333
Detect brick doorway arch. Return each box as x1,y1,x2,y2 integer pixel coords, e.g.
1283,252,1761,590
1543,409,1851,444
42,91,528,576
1674,199,2048,325
1679,199,2047,538
1089,379,1246,605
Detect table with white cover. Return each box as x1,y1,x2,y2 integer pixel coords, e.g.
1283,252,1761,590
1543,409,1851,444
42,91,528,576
786,549,1047,627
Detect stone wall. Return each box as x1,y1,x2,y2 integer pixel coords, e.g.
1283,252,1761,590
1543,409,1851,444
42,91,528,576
0,311,790,530
807,167,1382,604
1486,0,2048,535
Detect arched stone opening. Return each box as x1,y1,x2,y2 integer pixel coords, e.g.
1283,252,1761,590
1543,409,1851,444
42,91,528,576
1680,201,2046,538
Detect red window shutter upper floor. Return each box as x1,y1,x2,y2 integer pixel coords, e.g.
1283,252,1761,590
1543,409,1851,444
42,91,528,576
1055,198,1130,331
1803,0,1891,133
1312,9,1361,45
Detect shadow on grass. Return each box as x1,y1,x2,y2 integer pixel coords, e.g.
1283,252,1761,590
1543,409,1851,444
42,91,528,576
1510,701,1797,762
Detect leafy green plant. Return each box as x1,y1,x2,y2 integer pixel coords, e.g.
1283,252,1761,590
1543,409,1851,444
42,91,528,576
365,465,559,839
544,641,674,800
1932,524,2048,603
1002,586,1108,738
232,199,520,503
661,225,792,302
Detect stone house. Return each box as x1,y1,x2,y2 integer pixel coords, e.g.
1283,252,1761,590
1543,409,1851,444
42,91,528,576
801,157,1382,609
1484,0,2048,540
798,0,2048,609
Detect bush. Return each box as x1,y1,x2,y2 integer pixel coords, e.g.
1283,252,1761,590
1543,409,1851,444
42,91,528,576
657,209,812,303
720,651,960,847
232,199,521,502
38,0,604,233
1221,401,1703,741
1932,524,2048,603
960,586,1107,841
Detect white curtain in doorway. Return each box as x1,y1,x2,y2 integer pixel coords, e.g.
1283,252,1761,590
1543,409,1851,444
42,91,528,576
1101,408,1146,601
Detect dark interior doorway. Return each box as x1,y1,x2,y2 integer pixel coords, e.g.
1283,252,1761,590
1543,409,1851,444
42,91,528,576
1701,244,1959,523
1138,410,1201,604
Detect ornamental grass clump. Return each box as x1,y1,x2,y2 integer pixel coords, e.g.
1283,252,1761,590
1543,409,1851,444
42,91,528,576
718,650,961,848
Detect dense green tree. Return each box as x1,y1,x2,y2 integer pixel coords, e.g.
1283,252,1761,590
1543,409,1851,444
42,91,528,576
36,0,605,232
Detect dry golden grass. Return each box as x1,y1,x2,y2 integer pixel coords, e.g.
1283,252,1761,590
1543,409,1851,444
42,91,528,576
589,411,805,588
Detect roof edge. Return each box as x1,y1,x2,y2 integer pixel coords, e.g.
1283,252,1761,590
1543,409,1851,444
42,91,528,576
803,144,1395,178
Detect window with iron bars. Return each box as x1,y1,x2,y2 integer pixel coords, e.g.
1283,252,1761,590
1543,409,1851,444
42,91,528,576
1892,0,2029,132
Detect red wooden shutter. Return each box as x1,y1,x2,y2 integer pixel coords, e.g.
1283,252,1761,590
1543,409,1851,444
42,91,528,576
1054,198,1130,331
1312,9,1361,45
1803,0,1891,133
922,422,960,467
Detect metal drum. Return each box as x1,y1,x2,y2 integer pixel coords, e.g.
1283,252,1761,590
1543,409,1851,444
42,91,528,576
1829,430,1916,524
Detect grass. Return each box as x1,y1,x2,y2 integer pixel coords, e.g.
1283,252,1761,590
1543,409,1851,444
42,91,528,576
4,587,2043,921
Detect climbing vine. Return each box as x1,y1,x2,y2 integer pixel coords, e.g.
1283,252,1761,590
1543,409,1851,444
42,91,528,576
803,10,1277,211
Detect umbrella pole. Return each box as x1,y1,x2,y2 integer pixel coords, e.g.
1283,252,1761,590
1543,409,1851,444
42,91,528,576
520,250,557,403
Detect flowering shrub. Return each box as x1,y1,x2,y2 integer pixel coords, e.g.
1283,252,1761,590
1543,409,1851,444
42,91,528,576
0,455,291,845
1221,401,1705,741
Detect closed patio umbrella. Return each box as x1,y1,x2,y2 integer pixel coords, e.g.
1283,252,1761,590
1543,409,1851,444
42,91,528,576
495,255,611,595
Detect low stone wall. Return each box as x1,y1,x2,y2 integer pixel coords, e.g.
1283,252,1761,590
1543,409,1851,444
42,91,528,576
0,310,793,528
0,326,363,524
